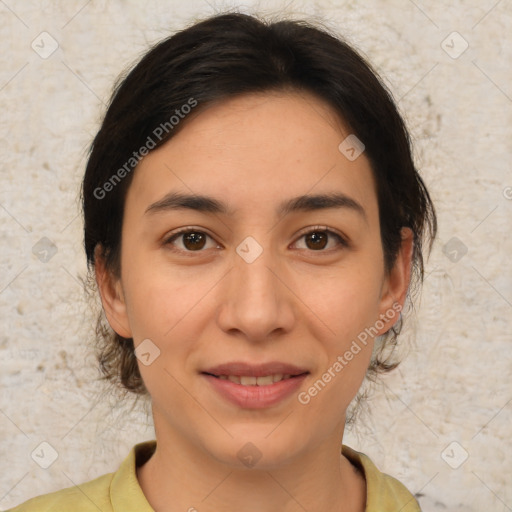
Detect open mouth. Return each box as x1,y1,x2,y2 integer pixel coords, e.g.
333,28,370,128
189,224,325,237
202,372,308,386
201,362,310,408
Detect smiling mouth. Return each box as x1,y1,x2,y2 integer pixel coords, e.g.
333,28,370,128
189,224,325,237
201,362,310,408
202,373,307,386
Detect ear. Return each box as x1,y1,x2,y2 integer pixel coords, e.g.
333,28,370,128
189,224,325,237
94,245,132,339
376,227,414,333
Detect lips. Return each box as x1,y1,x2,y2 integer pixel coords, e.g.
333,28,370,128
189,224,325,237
202,361,309,378
202,361,309,408
217,374,292,386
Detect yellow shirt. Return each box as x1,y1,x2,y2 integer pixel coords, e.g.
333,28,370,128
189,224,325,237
8,441,421,511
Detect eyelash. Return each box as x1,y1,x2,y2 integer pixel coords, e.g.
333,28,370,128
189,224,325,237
162,225,349,256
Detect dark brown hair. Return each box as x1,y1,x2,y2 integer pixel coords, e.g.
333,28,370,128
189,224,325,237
81,12,437,396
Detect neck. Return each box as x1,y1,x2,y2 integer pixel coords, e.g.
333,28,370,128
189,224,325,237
136,416,366,512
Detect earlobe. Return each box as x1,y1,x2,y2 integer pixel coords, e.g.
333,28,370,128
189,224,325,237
377,227,414,332
94,245,132,339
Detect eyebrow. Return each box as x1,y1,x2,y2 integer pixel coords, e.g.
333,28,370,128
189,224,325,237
144,191,366,221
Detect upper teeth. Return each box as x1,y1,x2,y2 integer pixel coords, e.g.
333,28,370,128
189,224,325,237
217,374,292,386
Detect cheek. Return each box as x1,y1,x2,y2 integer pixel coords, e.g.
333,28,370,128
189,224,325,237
122,277,170,341
300,263,383,402
302,263,383,341
120,243,196,337
298,274,379,414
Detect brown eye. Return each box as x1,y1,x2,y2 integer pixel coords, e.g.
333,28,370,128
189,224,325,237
182,232,206,250
164,229,218,252
293,228,348,252
304,231,328,250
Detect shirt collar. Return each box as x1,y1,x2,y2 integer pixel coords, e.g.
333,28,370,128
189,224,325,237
342,444,420,511
110,440,419,512
110,440,156,511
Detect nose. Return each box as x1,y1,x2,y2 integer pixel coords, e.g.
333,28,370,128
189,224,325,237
216,241,296,343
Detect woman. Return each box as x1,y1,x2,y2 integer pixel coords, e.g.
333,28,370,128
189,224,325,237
10,11,436,512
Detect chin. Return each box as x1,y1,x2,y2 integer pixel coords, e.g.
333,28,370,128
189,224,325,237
203,425,310,471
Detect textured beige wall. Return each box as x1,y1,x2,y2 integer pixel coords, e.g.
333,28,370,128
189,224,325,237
1,1,511,511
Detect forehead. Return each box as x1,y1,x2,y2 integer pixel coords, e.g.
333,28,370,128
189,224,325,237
125,91,378,222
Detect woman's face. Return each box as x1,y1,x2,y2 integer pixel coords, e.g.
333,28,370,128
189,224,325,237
99,91,411,468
